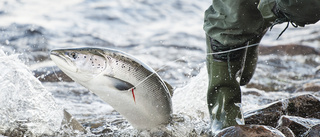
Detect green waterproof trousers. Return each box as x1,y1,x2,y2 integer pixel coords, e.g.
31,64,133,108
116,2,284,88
204,0,320,134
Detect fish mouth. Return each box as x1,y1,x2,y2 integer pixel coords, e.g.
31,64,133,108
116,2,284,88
50,50,59,56
50,50,77,73
50,50,69,63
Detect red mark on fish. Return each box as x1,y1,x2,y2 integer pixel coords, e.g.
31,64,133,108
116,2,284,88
132,88,136,104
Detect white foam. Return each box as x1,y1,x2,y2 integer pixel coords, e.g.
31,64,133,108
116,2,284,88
0,48,63,135
173,67,209,119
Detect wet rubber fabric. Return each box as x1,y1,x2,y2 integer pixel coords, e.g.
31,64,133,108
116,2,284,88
203,0,320,134
206,35,260,134
203,0,265,47
274,0,320,26
204,0,320,46
206,36,245,134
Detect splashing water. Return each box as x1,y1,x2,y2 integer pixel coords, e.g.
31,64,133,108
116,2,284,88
0,49,64,136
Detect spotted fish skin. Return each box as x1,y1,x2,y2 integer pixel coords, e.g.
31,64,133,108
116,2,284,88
50,47,172,129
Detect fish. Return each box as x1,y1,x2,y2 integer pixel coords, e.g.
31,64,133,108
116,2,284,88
50,47,173,129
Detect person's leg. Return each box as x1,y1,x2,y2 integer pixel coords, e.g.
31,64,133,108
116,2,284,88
204,0,266,134
204,0,320,134
206,36,245,134
204,0,266,47
206,36,264,134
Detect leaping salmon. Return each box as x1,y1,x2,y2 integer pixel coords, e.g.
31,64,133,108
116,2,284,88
50,47,173,129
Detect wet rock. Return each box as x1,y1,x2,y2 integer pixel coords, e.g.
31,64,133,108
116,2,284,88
296,82,320,92
285,94,320,118
245,100,283,127
242,90,262,96
277,115,320,137
259,44,319,56
276,126,295,137
245,94,320,127
215,125,285,137
303,124,320,137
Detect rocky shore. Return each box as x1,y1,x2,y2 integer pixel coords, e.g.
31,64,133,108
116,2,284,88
215,94,320,137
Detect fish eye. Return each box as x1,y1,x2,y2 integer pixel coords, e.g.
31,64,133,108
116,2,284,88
68,52,78,59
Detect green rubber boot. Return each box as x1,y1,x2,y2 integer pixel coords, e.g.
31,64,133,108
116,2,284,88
207,60,244,134
239,42,258,86
206,35,260,134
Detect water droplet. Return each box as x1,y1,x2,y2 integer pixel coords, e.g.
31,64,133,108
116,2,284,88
5,40,10,45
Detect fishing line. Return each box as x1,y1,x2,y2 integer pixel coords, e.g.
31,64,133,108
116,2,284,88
130,42,260,89
206,43,259,56
51,66,64,82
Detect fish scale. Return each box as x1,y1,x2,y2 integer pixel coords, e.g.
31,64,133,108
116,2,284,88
103,50,172,128
106,52,171,110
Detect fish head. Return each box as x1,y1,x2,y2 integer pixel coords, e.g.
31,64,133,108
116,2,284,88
50,48,107,82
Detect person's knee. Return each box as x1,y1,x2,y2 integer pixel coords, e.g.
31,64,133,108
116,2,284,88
259,0,320,26
275,0,320,26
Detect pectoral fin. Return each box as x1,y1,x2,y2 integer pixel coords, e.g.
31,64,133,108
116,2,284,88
104,75,134,90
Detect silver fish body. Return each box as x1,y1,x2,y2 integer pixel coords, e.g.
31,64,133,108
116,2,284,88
50,47,172,129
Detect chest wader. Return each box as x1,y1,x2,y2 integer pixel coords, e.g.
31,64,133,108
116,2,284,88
204,0,320,135
206,35,260,134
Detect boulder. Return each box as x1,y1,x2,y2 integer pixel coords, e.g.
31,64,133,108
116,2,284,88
277,115,320,136
285,94,320,118
245,100,283,127
245,94,320,127
276,126,295,137
215,125,285,137
303,124,320,137
244,94,320,136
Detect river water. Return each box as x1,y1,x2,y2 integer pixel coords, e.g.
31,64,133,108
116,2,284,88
1,0,320,136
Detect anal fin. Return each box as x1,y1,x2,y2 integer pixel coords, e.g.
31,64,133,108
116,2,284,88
164,81,174,96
